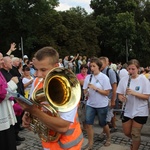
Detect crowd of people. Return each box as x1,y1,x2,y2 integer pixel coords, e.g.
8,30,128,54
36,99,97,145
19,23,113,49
0,43,150,150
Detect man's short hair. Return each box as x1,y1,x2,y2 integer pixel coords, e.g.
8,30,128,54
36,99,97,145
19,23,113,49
34,47,59,65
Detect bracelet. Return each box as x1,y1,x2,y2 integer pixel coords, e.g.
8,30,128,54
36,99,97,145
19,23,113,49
95,88,98,92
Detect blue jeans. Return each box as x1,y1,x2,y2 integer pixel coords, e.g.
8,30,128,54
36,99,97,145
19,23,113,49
85,105,108,127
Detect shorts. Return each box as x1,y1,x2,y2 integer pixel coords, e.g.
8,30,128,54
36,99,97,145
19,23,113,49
85,105,108,127
106,108,114,122
122,116,148,124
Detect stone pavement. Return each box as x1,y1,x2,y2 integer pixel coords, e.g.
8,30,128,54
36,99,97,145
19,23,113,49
17,115,150,150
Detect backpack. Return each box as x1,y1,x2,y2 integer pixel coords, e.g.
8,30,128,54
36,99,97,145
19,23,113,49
106,68,120,85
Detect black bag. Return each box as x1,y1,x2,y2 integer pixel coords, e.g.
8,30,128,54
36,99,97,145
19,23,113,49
106,68,120,85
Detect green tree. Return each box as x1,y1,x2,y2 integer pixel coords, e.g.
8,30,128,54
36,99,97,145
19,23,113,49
58,7,100,57
90,0,150,65
0,0,59,57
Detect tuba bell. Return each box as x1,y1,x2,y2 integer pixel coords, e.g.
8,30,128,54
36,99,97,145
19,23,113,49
30,67,81,142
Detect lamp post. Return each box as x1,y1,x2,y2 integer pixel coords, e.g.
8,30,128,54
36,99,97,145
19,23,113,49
126,39,128,62
20,37,24,61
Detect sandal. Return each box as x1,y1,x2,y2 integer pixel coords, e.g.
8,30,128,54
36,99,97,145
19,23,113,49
85,146,93,150
110,127,118,133
104,138,111,147
98,132,106,141
82,143,93,150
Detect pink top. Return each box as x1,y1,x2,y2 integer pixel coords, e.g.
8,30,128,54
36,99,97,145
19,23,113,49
0,72,7,102
76,73,87,80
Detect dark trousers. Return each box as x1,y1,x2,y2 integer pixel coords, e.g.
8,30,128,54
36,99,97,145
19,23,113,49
15,115,22,139
0,125,17,150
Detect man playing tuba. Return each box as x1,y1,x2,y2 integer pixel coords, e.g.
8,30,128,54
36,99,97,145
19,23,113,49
17,47,83,150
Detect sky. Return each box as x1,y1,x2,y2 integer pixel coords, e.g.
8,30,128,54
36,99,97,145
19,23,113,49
55,0,93,13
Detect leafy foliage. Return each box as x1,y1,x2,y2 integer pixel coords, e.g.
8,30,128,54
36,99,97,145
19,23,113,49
91,0,150,65
0,0,150,66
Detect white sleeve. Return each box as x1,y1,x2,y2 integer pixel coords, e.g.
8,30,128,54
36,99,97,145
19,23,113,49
22,78,29,84
83,75,89,90
7,80,18,92
29,79,35,99
116,77,127,95
59,106,77,123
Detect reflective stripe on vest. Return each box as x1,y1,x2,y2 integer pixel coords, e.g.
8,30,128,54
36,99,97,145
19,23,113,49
64,116,79,136
64,128,74,135
76,116,79,122
58,132,83,149
43,148,50,150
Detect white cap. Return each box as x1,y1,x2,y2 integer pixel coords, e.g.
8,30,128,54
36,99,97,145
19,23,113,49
23,55,28,59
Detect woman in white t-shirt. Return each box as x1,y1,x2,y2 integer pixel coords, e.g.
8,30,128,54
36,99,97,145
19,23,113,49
83,57,112,149
117,59,150,150
22,65,34,98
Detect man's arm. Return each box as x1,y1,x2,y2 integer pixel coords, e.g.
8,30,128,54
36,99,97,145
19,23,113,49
6,43,17,56
17,100,74,133
111,83,117,108
32,108,71,133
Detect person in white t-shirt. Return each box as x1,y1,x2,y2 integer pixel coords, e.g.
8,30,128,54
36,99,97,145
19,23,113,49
16,47,83,150
118,63,129,80
22,65,34,98
117,59,150,150
58,58,64,67
83,57,112,149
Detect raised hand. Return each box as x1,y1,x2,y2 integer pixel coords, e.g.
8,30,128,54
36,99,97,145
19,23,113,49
10,42,17,52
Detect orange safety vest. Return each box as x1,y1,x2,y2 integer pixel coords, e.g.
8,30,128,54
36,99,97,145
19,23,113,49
34,77,83,150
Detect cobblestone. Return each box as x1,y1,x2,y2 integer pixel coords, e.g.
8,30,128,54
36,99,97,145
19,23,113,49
17,115,150,150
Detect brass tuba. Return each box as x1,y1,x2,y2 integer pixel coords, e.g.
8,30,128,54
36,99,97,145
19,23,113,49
30,67,81,142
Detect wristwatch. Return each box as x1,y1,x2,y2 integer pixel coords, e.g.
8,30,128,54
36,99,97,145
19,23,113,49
95,88,98,92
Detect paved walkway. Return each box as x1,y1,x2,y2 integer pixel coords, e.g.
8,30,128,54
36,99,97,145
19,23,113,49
17,115,150,150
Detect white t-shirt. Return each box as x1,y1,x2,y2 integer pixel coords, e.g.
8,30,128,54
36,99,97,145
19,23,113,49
83,72,112,108
22,77,33,91
119,68,128,80
78,60,83,70
59,106,77,123
58,63,64,67
117,74,150,118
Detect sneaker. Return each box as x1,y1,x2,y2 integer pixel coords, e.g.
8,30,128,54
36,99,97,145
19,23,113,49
98,133,106,141
16,141,21,146
104,137,111,147
16,136,25,141
19,126,24,131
